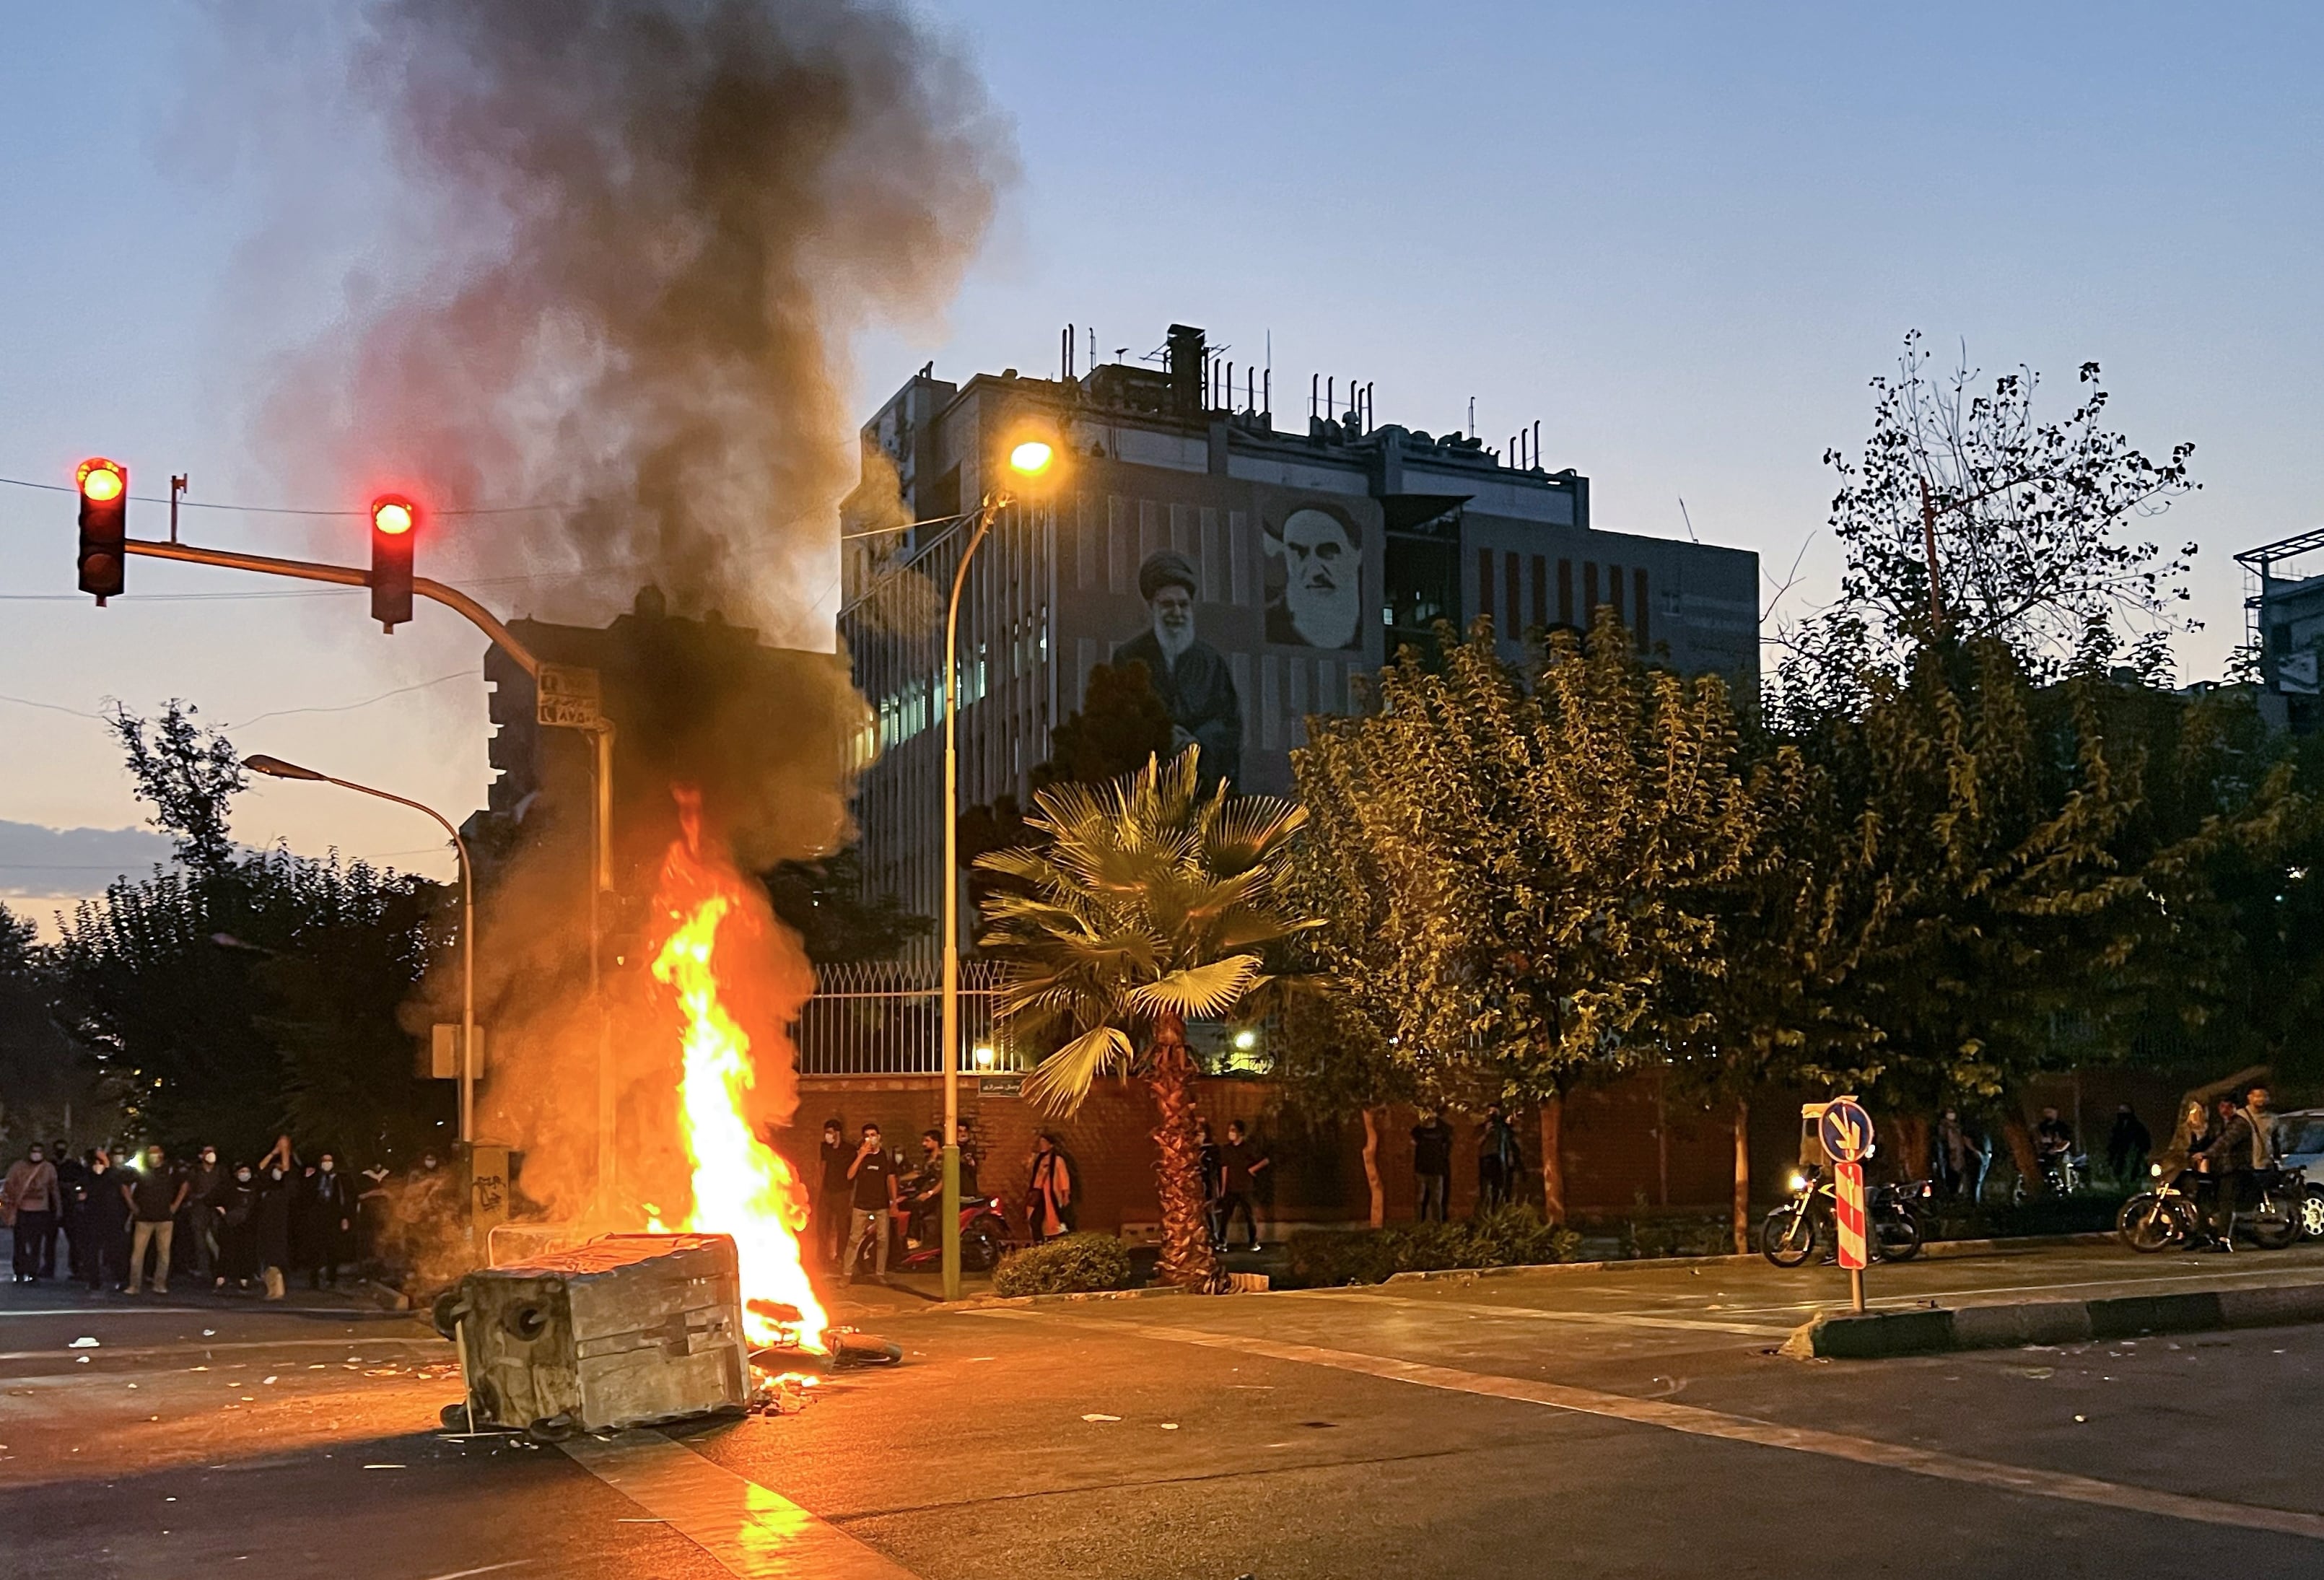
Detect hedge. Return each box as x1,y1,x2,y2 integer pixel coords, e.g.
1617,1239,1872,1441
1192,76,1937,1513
990,1232,1135,1296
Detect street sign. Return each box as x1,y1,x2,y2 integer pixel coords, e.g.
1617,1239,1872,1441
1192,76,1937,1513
429,1023,485,1080
1835,1161,1868,1273
977,1075,1024,1098
1818,1096,1874,1164
536,663,603,728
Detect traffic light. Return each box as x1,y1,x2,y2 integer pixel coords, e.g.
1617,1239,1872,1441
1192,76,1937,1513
77,458,128,603
370,494,417,630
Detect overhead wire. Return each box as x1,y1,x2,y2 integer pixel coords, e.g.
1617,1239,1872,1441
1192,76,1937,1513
0,473,574,518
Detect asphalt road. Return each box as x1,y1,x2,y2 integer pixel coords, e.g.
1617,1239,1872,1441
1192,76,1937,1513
6,1241,2324,1579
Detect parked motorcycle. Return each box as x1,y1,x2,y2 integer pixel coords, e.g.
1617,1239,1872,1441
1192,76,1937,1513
886,1190,1012,1274
2013,1148,2087,1204
1760,1164,1923,1267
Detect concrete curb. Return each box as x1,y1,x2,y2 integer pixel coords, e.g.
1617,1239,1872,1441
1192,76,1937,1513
1385,1231,2119,1285
919,1284,1197,1316
1783,1280,2324,1359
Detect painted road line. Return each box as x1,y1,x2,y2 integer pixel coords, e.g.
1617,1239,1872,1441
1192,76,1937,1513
987,1311,2324,1544
563,1429,920,1579
1290,1290,1792,1337
0,1336,447,1363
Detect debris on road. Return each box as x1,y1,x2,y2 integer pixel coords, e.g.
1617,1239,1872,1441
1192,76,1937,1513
1081,1413,1122,1423
67,1337,99,1349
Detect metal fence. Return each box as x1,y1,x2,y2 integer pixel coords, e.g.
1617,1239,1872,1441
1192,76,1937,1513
794,959,1031,1078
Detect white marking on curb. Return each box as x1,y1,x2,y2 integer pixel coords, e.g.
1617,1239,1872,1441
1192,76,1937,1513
1292,1290,1793,1337
562,1430,920,1579
989,1311,2324,1543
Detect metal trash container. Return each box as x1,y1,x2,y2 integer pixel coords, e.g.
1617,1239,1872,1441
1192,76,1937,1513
434,1231,751,1439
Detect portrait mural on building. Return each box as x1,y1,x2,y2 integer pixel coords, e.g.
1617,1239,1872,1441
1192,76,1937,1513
1264,502,1364,651
1114,549,1243,788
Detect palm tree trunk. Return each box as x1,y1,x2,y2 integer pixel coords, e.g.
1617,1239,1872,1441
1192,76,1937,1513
1145,1013,1221,1290
1360,1106,1385,1228
1731,1095,1751,1255
1537,1094,1565,1223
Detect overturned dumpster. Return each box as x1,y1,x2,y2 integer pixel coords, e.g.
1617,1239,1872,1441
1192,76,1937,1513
432,1232,752,1440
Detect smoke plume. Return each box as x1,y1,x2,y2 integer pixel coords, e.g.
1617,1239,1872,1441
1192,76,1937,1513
257,0,1010,649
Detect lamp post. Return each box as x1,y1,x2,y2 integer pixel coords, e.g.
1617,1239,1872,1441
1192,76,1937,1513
940,432,1059,1300
243,754,479,1142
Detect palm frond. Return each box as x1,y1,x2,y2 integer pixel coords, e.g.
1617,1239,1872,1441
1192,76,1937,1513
1129,955,1266,1019
1022,1023,1133,1116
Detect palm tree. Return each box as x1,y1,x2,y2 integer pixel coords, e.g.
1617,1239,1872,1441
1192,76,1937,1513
974,748,1312,1289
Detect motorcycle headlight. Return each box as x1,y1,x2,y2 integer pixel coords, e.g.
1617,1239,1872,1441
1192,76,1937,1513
2150,1163,2162,1177
1787,1172,1807,1192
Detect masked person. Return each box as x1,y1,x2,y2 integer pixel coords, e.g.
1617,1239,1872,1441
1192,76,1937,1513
184,1145,226,1286
255,1138,297,1301
842,1124,898,1280
4,1143,60,1283
1027,1132,1079,1244
51,1141,85,1278
816,1119,853,1271
123,1145,188,1296
300,1152,357,1289
216,1164,261,1291
71,1151,128,1293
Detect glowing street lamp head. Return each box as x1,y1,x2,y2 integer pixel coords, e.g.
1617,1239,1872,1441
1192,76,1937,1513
78,459,125,502
372,496,416,536
1008,439,1054,478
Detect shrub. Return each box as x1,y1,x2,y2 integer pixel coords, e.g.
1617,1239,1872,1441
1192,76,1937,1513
1282,1205,1583,1288
990,1232,1134,1297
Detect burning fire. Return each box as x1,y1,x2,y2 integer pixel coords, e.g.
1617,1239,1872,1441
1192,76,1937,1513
650,795,829,1350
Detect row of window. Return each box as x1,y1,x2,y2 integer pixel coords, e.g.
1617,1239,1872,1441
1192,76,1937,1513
1075,494,1254,605
1477,549,1651,647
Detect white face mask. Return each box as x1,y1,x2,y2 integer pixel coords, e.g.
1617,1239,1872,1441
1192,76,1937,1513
28,1152,42,1164
320,1161,334,1173
202,1152,217,1164
236,1171,252,1183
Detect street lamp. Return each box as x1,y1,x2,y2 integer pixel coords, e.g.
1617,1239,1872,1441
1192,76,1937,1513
940,424,1061,1299
242,754,479,1143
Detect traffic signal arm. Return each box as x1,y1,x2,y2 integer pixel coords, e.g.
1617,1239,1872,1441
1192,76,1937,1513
119,536,542,678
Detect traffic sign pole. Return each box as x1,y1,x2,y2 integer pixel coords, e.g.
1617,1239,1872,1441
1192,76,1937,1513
1815,1096,1876,1316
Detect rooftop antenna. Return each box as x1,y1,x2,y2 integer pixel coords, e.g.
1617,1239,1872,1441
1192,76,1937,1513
1468,396,1476,436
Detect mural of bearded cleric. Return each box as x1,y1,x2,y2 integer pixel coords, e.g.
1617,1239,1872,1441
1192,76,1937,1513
1113,549,1243,788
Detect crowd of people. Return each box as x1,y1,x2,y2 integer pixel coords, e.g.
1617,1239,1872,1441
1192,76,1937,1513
1,1136,458,1299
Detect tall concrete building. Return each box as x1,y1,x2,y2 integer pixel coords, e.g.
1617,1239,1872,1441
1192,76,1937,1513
839,325,1759,949
2240,526,2324,735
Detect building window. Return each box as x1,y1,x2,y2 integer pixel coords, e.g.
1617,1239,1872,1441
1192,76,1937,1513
1634,567,1650,648
1230,512,1251,605
1201,508,1222,603
1609,563,1624,627
1558,558,1573,627
1288,659,1309,748
1477,549,1495,627
1260,655,1280,751
1505,553,1521,636
1583,562,1598,623
1532,555,1547,632
1107,496,1130,594
1076,493,1095,590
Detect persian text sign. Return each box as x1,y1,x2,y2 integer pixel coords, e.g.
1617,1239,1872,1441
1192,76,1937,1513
537,663,603,728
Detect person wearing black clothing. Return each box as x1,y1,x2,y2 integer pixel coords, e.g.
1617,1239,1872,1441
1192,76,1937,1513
70,1153,128,1292
183,1146,226,1284
1477,1104,1523,1213
902,1130,945,1248
216,1165,261,1290
842,1125,898,1279
2105,1104,2152,1184
255,1145,297,1301
1197,1121,1226,1249
300,1153,357,1288
816,1119,852,1270
2199,1086,2273,1250
50,1143,83,1277
953,1121,982,1199
1412,1109,1454,1223
1217,1121,1270,1252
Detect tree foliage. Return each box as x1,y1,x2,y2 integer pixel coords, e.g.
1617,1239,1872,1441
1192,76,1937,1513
1822,331,2197,673
106,699,248,876
761,844,931,964
975,747,1311,1288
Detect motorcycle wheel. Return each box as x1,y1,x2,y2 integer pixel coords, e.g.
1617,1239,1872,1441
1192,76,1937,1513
1760,1205,1814,1268
2302,1190,2324,1242
2247,1192,2299,1250
961,1218,1004,1273
2116,1192,2180,1253
1875,1208,1922,1262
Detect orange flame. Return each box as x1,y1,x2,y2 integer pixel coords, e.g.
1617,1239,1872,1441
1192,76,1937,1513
650,871,829,1351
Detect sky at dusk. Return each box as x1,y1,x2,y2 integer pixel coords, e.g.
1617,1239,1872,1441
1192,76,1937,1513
4,1,2320,926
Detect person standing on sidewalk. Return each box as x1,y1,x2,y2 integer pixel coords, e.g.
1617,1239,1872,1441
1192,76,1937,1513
183,1145,226,1287
300,1153,357,1288
4,1143,59,1283
1217,1121,1271,1252
255,1140,297,1300
122,1145,188,1296
842,1124,897,1280
1412,1108,1454,1223
816,1119,852,1271
1026,1132,1079,1243
50,1142,84,1278
69,1151,128,1291
1476,1104,1522,1213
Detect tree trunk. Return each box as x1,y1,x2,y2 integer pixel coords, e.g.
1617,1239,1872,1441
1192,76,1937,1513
2001,1113,2043,1197
1145,1014,1221,1290
1731,1096,1751,1255
1360,1106,1385,1229
1537,1094,1566,1224
1890,1112,1931,1184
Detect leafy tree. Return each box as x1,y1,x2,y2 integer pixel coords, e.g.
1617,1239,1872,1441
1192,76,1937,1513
761,844,931,964
1294,619,1757,1219
106,700,247,876
975,748,1311,1289
1821,331,2197,674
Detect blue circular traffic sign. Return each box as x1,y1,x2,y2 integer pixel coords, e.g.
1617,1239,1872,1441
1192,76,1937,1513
1819,1098,1874,1164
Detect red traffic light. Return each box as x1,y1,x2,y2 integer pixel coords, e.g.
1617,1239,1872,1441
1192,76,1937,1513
79,458,126,503
77,458,128,603
370,493,418,631
372,495,416,536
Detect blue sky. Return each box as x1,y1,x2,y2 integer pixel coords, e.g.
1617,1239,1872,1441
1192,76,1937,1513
4,1,2320,922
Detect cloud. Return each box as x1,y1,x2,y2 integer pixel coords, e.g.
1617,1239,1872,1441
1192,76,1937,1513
0,821,180,900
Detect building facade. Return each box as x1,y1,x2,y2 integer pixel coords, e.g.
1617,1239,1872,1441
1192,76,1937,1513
839,325,1760,948
2241,526,2324,735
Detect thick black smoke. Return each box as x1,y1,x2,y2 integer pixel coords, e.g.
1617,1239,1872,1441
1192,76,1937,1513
259,0,1010,650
